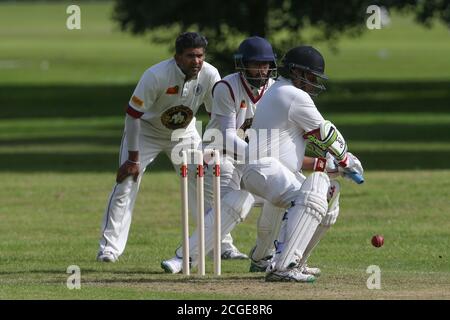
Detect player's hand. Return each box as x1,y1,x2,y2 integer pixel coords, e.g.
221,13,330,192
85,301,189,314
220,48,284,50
116,160,140,183
338,152,363,179
325,152,340,178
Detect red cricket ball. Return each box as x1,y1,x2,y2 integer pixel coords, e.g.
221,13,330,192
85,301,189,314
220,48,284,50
371,235,384,247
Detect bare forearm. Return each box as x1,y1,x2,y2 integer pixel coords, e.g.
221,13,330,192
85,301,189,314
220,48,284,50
302,156,316,170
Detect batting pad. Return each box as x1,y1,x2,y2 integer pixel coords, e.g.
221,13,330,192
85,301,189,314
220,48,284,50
252,201,285,261
274,172,329,271
298,180,340,267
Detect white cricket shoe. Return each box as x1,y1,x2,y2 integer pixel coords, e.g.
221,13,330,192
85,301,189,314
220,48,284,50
221,247,249,260
265,266,316,283
97,251,118,263
301,265,321,277
161,256,183,274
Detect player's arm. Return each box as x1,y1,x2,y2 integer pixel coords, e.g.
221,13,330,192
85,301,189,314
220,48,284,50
303,120,364,179
301,156,316,170
116,70,158,183
203,67,221,114
116,114,141,183
211,81,248,158
288,99,363,180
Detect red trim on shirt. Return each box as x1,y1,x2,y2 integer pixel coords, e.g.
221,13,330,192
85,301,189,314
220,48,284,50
212,80,235,102
126,105,144,118
239,73,266,104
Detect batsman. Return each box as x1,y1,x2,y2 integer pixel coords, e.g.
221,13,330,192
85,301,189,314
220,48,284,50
164,45,364,282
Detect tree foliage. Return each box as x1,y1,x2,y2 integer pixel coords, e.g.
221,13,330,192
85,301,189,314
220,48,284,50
113,0,449,73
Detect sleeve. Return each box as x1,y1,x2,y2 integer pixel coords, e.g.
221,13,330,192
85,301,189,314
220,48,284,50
202,68,221,113
127,69,159,118
214,113,248,158
288,95,325,132
211,81,236,117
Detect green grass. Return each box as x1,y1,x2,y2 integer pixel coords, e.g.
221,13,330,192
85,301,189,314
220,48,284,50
318,13,450,81
0,1,449,300
0,2,169,85
0,171,449,299
0,2,449,84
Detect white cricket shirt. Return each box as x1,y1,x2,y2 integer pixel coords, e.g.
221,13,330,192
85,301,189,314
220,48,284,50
251,76,325,172
127,58,220,138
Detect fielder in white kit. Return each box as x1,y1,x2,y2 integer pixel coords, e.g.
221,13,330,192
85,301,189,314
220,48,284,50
161,36,279,273
96,32,226,262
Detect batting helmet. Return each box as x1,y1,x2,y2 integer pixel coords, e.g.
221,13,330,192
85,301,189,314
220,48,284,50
234,36,277,87
279,46,328,96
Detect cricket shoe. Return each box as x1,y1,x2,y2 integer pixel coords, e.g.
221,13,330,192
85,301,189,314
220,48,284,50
249,258,272,272
300,265,321,277
221,247,249,260
97,251,118,263
248,247,273,272
265,266,316,283
161,256,184,274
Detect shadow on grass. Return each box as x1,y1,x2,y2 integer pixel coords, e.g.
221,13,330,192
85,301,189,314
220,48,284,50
0,152,174,173
1,149,449,172
0,81,449,172
1,81,449,119
2,121,449,147
338,123,450,142
317,80,450,113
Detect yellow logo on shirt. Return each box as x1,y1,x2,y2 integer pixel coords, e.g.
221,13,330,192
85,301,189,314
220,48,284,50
160,105,193,130
131,95,144,108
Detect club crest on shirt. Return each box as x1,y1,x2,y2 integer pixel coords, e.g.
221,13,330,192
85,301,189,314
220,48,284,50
160,105,193,129
194,84,203,96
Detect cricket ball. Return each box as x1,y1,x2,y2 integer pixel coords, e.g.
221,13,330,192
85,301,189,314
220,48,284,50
371,235,384,248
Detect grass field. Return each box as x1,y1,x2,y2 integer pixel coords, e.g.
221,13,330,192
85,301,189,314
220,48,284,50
0,1,449,300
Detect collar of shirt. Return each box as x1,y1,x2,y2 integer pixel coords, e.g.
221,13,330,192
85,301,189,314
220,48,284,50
239,73,265,96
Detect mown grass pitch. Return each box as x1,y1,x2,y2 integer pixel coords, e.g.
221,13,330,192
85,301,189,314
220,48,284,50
0,1,449,299
0,170,449,299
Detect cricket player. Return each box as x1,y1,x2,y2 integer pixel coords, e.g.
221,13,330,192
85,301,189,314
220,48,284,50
163,45,363,283
161,36,278,272
242,45,364,281
96,32,226,262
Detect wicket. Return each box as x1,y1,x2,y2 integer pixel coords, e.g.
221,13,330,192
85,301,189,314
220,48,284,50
180,149,221,276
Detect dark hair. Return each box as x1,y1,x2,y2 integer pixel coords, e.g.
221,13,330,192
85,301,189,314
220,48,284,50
175,32,208,54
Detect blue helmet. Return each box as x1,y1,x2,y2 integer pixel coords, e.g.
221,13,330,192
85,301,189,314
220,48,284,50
234,36,277,87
